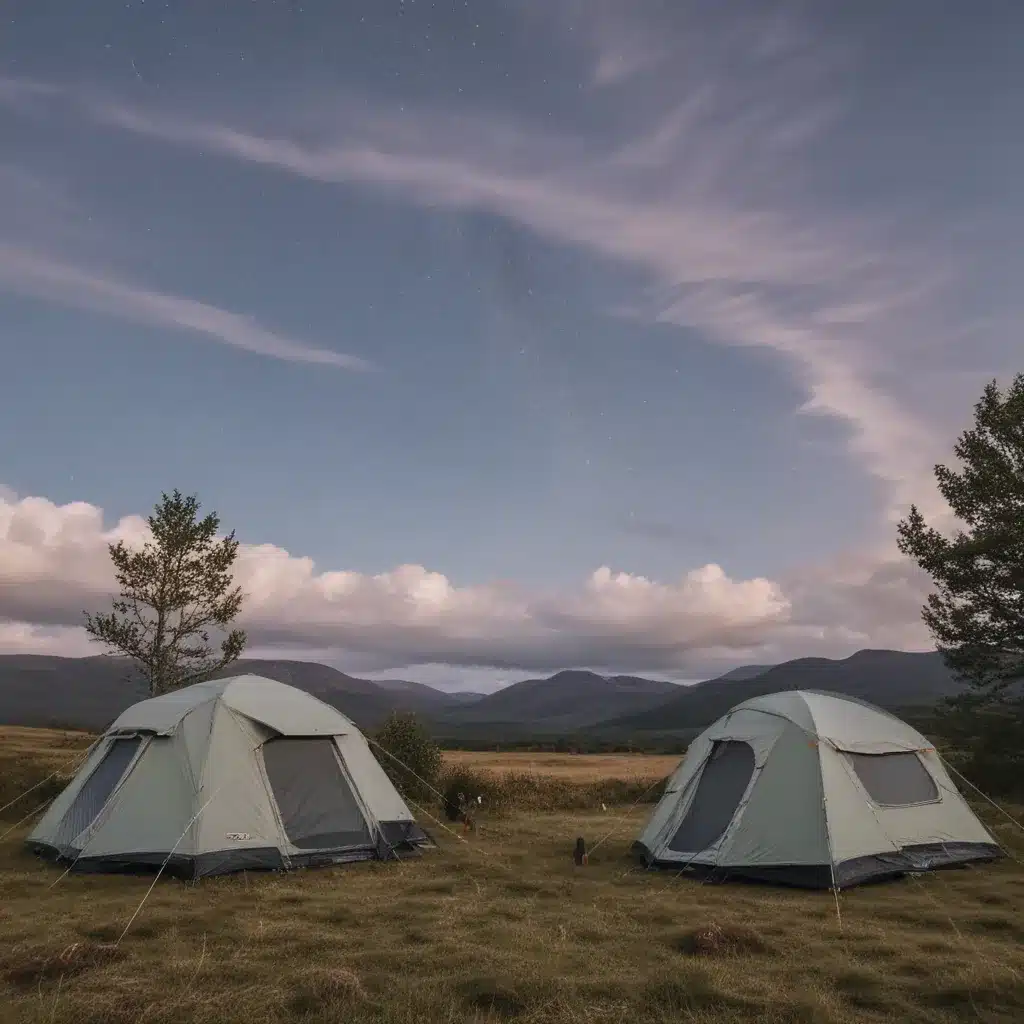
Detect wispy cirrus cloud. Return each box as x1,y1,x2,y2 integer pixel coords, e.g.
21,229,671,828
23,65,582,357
0,244,374,370
0,92,372,372
0,2,989,525
0,76,59,110
546,0,671,87
65,85,953,524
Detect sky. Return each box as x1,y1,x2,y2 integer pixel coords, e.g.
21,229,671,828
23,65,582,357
0,1,1021,692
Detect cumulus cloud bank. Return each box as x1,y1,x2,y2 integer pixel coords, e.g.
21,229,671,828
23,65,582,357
0,489,932,678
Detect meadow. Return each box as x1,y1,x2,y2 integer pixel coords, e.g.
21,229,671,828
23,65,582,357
441,749,682,781
1,727,1023,1023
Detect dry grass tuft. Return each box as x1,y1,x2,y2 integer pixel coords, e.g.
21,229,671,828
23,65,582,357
286,965,368,1014
2,939,123,990
672,921,773,957
456,976,530,1018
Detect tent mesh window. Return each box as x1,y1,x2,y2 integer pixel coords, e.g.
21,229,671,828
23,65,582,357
54,735,143,847
668,740,755,853
845,751,939,806
262,738,373,850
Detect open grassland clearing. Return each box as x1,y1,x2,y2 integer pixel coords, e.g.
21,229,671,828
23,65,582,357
1,727,1023,1023
442,749,682,781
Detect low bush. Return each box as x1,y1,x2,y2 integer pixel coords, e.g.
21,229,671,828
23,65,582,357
371,712,443,803
440,765,495,821
434,765,668,815
940,703,1024,801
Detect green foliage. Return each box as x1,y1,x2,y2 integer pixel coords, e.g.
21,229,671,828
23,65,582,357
83,490,247,697
931,703,1024,799
372,711,443,803
896,374,1024,698
896,373,1024,794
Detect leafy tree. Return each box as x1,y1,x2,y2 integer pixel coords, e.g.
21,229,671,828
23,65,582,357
84,490,247,696
372,711,442,803
896,374,1024,793
896,374,1024,699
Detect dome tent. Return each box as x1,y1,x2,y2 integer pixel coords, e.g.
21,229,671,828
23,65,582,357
26,675,430,878
634,690,1001,888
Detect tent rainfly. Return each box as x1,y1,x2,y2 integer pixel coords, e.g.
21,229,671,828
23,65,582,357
634,690,1002,888
26,674,430,878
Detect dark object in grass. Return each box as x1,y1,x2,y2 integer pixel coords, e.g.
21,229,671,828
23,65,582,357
573,837,588,866
443,788,465,823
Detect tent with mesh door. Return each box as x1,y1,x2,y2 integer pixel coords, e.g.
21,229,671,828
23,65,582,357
26,674,431,878
634,690,1001,888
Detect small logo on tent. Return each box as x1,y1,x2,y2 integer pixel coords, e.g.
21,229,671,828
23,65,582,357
225,832,251,841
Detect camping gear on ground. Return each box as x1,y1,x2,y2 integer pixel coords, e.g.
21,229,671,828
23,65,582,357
443,789,463,823
634,689,1001,888
26,674,430,878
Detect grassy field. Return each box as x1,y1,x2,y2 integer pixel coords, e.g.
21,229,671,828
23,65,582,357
442,750,682,780
1,728,1023,1023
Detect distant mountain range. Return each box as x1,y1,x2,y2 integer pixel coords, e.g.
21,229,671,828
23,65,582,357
433,670,682,733
0,655,473,732
597,649,963,736
0,649,964,740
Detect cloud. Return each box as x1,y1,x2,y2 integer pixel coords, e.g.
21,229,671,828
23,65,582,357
35,43,961,526
0,7,1001,530
0,489,932,677
0,11,979,677
526,0,670,87
0,77,59,112
0,152,370,372
0,621,97,659
0,244,373,370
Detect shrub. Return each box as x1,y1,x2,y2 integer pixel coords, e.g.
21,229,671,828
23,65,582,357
371,712,443,803
932,701,1024,800
440,766,495,821
434,766,667,816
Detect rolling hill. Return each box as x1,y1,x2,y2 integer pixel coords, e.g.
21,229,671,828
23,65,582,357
716,664,774,682
0,655,150,732
597,649,962,736
431,670,683,734
0,649,963,740
0,656,448,732
365,677,486,714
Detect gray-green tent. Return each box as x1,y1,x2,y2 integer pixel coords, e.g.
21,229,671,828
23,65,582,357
634,690,1001,888
27,674,430,878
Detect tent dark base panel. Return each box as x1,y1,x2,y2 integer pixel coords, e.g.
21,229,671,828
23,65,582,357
26,821,432,880
632,841,1003,889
